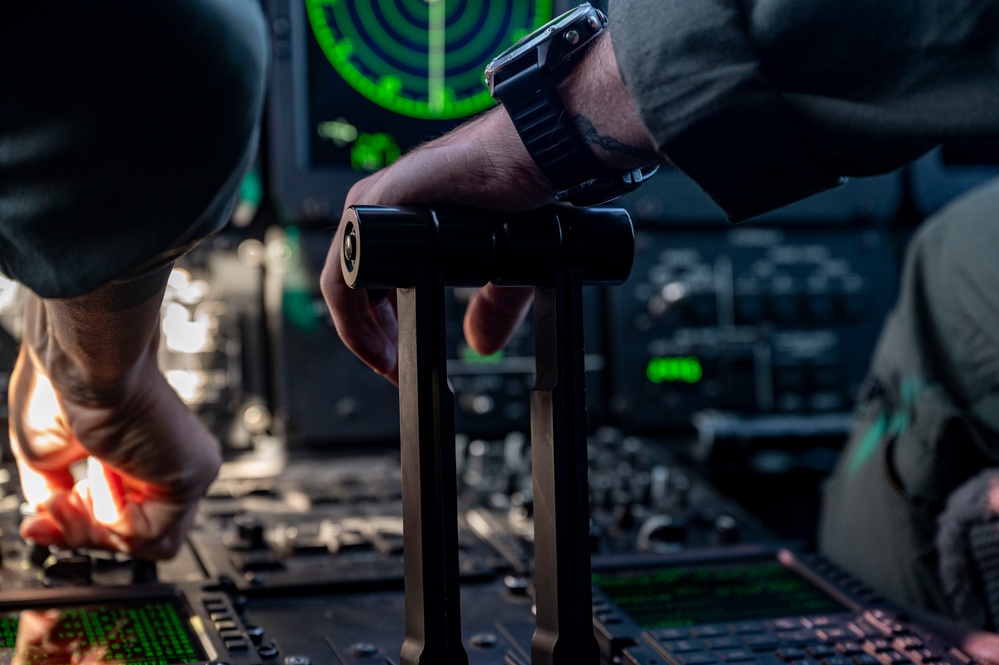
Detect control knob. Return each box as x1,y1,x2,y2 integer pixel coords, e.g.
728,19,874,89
232,514,267,550
43,550,92,585
637,514,689,553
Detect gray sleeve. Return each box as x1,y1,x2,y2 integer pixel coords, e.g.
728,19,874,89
0,0,269,298
818,178,999,617
610,0,999,221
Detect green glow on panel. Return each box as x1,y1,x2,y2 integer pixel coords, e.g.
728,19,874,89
647,357,703,384
306,0,553,119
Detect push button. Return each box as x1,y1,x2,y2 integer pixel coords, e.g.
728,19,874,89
691,626,727,638
822,658,854,665
728,622,767,635
717,648,756,662
225,638,249,652
662,640,704,653
805,646,836,658
777,648,807,661
258,643,280,659
657,628,693,640
204,599,228,613
741,635,781,650
834,642,865,655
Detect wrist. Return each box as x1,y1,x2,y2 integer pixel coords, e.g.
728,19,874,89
557,31,662,171
25,266,170,405
474,108,559,205
486,9,663,206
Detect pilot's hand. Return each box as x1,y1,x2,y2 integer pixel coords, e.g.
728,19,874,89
319,32,659,384
10,290,222,560
320,108,545,386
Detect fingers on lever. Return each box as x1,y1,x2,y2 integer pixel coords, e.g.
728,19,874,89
464,284,534,356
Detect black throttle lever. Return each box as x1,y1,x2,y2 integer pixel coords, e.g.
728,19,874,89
341,204,633,665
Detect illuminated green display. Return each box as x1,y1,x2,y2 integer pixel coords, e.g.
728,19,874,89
351,132,402,170
306,0,553,120
647,356,703,384
0,601,204,664
459,346,504,364
593,560,846,628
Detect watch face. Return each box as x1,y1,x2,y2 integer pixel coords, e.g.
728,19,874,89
306,0,553,120
489,3,591,69
485,3,604,88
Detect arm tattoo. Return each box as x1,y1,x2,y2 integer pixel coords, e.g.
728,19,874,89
570,113,661,162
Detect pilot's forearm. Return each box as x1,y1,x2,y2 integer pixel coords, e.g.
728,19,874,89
558,32,662,171
25,265,171,405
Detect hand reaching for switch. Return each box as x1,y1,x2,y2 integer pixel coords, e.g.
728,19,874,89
8,269,222,560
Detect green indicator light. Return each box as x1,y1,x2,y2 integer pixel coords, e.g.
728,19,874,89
318,118,359,145
306,0,554,120
239,168,263,207
647,357,703,384
459,346,504,364
351,132,402,171
283,291,322,332
280,226,325,333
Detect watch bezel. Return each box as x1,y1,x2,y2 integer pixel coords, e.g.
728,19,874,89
485,4,606,92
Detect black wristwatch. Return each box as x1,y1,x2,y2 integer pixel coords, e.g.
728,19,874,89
485,3,657,206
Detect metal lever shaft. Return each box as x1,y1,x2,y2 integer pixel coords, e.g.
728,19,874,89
529,225,599,665
341,205,633,665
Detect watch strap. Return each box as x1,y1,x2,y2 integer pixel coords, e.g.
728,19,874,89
496,63,618,191
487,4,658,205
556,165,660,206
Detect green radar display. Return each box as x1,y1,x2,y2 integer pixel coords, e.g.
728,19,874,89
306,0,553,120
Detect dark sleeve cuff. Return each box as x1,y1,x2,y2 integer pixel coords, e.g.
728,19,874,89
609,0,999,221
0,0,269,298
609,0,841,221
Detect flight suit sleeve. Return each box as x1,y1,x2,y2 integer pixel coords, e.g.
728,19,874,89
609,0,999,221
0,0,269,297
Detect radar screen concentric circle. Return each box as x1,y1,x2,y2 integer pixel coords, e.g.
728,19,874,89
306,0,553,120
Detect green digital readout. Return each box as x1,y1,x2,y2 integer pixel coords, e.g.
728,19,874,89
647,356,703,384
593,560,847,629
459,346,504,364
0,601,204,664
306,0,553,120
351,132,402,171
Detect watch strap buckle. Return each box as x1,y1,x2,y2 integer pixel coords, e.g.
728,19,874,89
556,165,660,206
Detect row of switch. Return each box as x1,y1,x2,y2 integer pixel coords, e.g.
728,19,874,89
644,289,868,327
202,593,280,662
